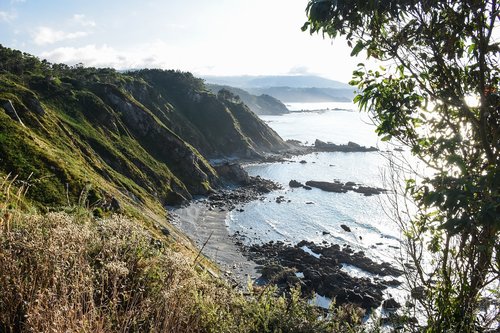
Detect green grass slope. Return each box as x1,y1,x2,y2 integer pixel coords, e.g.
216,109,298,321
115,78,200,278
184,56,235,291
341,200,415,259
0,45,287,211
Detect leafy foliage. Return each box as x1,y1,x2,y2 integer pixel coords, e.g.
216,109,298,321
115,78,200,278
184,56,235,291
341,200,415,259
304,0,499,331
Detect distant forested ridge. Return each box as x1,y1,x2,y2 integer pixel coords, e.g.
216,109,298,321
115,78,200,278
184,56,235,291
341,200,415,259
204,75,355,103
206,84,289,115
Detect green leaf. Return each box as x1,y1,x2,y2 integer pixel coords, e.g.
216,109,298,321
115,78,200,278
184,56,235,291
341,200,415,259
467,43,475,54
350,41,365,57
381,134,392,141
446,154,467,174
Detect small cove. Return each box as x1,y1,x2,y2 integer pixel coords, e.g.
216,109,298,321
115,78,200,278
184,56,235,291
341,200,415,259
227,103,403,265
225,103,411,314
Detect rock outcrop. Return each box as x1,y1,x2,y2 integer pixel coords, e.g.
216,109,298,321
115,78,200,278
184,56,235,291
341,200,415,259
304,180,387,196
314,139,378,152
289,180,304,188
244,240,403,310
214,162,251,185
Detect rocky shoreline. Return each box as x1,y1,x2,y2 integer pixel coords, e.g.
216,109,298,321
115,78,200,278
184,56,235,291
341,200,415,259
240,240,403,311
210,162,282,210
176,156,403,313
170,168,283,288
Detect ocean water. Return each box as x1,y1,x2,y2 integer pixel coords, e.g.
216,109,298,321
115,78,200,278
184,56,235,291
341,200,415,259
264,104,378,147
226,102,404,265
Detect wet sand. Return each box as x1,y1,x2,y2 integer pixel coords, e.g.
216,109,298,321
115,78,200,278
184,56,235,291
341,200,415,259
169,200,259,288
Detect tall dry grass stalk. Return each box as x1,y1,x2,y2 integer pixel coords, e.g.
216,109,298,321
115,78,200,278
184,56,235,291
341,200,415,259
0,210,210,332
0,173,31,233
0,174,366,333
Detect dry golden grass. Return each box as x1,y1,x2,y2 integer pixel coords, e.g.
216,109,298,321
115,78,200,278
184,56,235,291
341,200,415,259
0,175,366,333
0,211,210,332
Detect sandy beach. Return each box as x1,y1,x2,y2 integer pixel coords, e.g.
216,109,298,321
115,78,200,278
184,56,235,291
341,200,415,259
169,200,259,288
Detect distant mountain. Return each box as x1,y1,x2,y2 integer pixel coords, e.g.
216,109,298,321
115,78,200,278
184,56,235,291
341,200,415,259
203,75,354,103
247,87,354,103
203,75,350,89
207,84,289,115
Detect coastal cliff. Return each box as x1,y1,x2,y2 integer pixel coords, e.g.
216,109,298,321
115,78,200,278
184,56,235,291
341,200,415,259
0,45,288,209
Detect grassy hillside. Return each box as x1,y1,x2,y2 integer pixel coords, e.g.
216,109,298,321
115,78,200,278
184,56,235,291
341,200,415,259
0,45,371,332
0,176,364,333
0,45,287,212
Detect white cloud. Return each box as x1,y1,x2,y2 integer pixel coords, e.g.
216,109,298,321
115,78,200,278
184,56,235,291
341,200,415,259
41,44,119,66
33,26,88,45
40,44,162,69
37,39,358,83
72,14,96,28
39,42,196,71
0,11,16,22
288,66,316,76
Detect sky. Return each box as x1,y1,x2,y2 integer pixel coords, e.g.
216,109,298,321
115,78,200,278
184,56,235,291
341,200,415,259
0,0,364,83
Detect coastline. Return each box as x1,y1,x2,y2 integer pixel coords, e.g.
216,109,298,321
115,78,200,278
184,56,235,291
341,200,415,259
166,148,410,314
169,200,259,288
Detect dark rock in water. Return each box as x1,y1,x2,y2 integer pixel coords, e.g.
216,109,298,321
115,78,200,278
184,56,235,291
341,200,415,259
382,298,401,310
304,180,387,196
314,139,378,152
382,279,402,287
302,185,312,190
340,224,352,232
258,186,272,193
244,240,403,311
289,179,303,188
305,180,348,193
353,186,387,196
275,196,286,203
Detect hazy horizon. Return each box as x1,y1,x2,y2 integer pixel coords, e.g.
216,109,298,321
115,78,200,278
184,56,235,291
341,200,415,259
0,0,371,83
